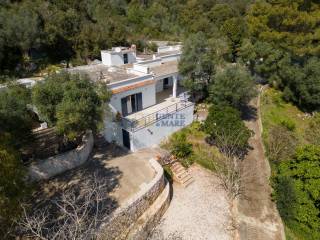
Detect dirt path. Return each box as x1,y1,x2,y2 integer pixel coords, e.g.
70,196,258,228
237,92,285,240
149,165,232,240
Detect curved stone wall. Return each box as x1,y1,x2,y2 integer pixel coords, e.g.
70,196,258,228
98,158,166,240
28,131,94,181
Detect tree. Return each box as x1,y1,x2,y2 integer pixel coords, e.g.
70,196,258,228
265,125,298,163
283,57,320,111
0,84,32,148
55,76,106,140
204,105,252,154
0,1,41,70
247,0,320,57
32,72,110,140
32,72,70,125
179,32,216,100
0,147,28,238
209,65,257,109
274,145,320,239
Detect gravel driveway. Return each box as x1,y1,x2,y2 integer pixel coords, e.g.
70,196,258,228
149,165,232,240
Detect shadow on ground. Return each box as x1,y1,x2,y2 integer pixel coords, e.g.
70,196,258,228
28,135,129,225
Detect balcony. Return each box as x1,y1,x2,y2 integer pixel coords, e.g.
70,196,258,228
121,96,193,132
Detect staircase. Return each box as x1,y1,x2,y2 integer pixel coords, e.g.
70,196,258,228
170,161,194,187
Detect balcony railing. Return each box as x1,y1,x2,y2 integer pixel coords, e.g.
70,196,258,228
121,100,194,132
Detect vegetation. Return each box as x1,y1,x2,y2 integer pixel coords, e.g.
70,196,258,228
209,65,257,109
273,145,320,240
261,88,320,239
163,122,218,171
204,105,252,153
0,147,29,238
0,84,33,148
32,72,110,140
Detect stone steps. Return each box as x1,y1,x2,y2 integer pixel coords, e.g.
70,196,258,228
170,161,194,187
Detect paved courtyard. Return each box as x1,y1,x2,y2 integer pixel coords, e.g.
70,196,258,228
31,137,161,213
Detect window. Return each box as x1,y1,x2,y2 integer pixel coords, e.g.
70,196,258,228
123,53,128,64
121,93,142,116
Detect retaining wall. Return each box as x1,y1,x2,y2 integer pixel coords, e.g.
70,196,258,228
98,158,166,240
28,131,94,181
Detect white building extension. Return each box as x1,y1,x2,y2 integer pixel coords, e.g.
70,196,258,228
69,43,193,152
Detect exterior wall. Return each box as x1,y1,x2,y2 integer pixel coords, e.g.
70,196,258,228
101,51,136,66
130,103,194,151
98,158,165,240
103,113,124,146
28,131,94,181
161,53,180,63
156,79,164,92
109,83,156,113
155,77,173,93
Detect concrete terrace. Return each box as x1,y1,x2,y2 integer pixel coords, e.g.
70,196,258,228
30,137,163,213
125,97,193,130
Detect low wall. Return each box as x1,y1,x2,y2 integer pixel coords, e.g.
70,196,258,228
97,158,165,240
28,131,94,181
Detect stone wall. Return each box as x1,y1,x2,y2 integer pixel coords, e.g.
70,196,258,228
97,158,166,240
28,131,94,181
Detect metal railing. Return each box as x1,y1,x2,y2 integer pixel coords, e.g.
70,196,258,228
121,100,194,132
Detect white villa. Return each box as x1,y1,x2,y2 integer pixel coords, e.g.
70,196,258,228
69,44,194,151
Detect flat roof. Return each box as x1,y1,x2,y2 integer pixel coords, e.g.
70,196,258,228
68,64,139,84
150,60,179,78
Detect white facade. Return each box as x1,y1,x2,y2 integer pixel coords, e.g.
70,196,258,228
101,47,136,66
69,44,193,152
109,83,156,113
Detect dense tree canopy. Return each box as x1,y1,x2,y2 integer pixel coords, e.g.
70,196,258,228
209,65,257,109
274,145,320,239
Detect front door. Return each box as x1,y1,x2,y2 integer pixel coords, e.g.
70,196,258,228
163,77,169,89
122,129,130,149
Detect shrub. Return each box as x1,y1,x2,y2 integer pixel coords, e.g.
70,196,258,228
168,131,193,167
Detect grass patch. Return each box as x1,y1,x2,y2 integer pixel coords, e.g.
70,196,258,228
162,121,219,171
261,88,311,144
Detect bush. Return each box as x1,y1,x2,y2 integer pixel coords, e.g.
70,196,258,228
167,131,193,167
